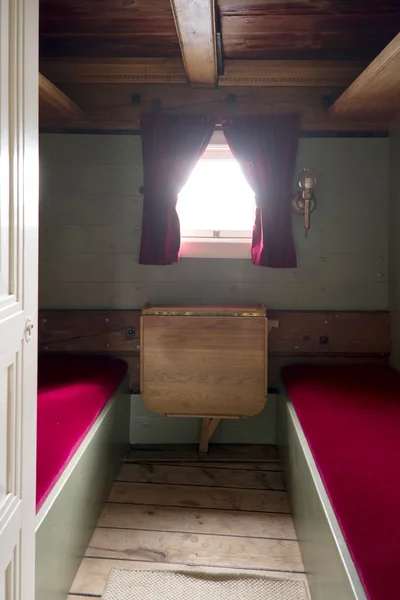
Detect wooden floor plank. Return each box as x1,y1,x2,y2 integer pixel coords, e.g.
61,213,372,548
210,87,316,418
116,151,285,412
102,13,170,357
117,463,285,491
70,449,310,599
98,502,296,539
136,461,282,472
86,528,303,572
126,444,278,463
71,557,309,597
109,482,290,513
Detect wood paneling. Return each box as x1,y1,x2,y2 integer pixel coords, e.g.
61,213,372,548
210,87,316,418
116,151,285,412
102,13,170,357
389,124,400,371
39,135,389,317
39,0,400,63
39,0,180,58
38,0,399,133
38,310,140,391
40,35,181,59
38,309,391,393
217,0,398,13
39,83,389,132
38,310,391,356
268,310,391,355
331,33,400,121
40,58,365,87
219,1,400,61
39,310,140,351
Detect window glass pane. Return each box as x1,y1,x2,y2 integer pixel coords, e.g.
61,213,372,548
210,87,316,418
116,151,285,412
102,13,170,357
177,158,255,233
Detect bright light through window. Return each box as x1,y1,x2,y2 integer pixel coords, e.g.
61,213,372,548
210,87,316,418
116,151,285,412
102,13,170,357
177,157,255,236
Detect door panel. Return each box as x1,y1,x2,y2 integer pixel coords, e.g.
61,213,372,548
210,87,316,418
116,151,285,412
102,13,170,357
0,0,38,598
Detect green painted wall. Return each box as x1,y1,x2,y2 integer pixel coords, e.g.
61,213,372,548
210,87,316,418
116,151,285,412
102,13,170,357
389,123,400,372
130,394,277,445
39,134,389,311
39,133,390,444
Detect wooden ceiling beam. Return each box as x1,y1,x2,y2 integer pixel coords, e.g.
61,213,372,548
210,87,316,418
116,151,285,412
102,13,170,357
39,83,389,133
40,58,365,87
330,33,400,120
169,0,217,88
40,118,389,133
39,73,83,119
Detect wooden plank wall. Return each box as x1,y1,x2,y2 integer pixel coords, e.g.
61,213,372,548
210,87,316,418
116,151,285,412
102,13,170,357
39,134,389,311
389,123,400,372
38,310,391,393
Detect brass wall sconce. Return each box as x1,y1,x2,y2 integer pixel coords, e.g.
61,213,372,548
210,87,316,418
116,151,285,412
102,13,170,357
292,169,317,237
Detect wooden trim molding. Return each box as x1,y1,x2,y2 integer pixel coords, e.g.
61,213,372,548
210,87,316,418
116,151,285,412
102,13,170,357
169,0,217,87
40,58,187,85
219,60,365,88
330,33,400,120
39,58,365,88
39,73,83,119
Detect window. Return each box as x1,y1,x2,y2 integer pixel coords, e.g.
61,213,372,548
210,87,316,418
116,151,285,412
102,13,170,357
177,131,255,258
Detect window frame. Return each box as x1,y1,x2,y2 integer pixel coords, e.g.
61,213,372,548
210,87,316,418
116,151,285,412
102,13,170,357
178,131,254,259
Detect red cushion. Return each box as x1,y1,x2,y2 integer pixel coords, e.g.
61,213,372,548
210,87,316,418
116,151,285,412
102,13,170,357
282,365,400,600
36,354,127,512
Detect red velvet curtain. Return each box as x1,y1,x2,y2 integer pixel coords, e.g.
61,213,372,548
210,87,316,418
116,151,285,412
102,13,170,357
139,113,215,265
223,114,300,268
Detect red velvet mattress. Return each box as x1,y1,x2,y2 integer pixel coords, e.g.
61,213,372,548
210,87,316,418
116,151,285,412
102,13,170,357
36,354,127,512
282,365,400,600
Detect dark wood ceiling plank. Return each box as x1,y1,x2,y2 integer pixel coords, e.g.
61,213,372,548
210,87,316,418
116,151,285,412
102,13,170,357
218,0,400,16
39,0,400,62
220,9,400,60
40,0,178,40
220,14,400,36
40,17,177,35
222,34,397,61
40,0,175,24
39,36,182,58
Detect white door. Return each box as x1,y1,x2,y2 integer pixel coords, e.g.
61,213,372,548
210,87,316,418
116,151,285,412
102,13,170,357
0,0,38,598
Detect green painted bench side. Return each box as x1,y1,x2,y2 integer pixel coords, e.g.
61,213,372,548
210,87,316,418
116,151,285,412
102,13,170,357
35,376,130,600
277,388,366,600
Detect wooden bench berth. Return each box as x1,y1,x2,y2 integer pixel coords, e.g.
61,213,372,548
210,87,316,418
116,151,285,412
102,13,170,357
35,354,130,600
278,364,400,600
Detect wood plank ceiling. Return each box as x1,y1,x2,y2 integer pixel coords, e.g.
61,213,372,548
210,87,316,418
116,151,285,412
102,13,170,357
39,0,400,132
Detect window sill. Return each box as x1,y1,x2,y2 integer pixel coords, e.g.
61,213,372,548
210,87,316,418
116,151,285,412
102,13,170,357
180,237,251,259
